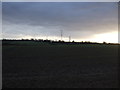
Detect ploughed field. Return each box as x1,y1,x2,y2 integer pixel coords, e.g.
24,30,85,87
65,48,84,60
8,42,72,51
2,41,119,88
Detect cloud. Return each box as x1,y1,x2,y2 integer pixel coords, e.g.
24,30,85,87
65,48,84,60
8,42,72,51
2,2,118,40
2,0,119,2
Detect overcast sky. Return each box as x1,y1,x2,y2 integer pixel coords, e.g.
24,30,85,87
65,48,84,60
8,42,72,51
2,2,118,43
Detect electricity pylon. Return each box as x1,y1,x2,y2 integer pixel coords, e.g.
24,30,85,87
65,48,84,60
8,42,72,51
61,30,63,41
69,36,71,42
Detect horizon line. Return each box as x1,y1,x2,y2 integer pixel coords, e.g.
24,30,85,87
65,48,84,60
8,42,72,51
1,38,120,44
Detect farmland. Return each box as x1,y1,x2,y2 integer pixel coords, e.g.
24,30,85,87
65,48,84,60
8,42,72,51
2,40,119,88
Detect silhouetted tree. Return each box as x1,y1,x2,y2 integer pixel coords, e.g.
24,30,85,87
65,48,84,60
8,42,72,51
103,41,107,44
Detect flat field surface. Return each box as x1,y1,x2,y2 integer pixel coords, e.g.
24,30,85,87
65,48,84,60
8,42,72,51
2,41,119,88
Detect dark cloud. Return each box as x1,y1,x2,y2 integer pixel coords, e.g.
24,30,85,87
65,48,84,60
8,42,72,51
2,2,118,41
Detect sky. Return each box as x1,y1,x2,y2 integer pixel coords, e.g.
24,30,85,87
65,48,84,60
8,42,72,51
0,2,1,39
2,2,118,43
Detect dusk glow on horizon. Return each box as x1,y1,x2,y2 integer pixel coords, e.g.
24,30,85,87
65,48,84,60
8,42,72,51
2,2,118,43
